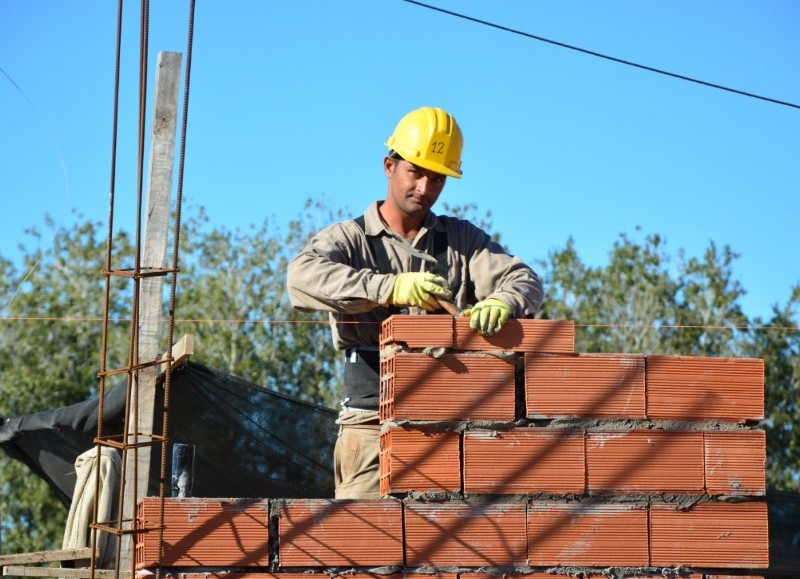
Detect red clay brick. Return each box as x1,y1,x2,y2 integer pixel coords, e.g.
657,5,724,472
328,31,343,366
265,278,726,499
380,352,515,422
704,430,766,496
380,427,461,495
617,576,703,579
646,355,764,422
527,502,649,567
380,314,454,349
649,501,769,568
164,576,459,579
463,429,585,494
454,317,575,352
278,499,403,567
618,576,703,579
162,575,310,579
586,431,705,493
463,575,555,579
404,501,528,567
347,576,457,579
525,353,646,419
135,498,268,568
467,575,701,579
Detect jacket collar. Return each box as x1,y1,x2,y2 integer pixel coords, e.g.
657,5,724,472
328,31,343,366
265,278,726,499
364,201,440,238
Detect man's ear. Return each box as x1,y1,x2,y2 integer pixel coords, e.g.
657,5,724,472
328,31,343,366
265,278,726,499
384,156,397,177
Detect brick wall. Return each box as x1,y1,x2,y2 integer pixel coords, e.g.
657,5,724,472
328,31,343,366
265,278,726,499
138,315,768,579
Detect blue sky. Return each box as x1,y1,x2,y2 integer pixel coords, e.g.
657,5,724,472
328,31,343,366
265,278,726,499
2,1,798,322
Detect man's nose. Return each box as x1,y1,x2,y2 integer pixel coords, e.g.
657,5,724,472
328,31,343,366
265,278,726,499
416,176,432,194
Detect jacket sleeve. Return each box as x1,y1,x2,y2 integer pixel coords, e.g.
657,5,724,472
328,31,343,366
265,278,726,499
286,222,396,314
458,221,544,319
484,257,544,319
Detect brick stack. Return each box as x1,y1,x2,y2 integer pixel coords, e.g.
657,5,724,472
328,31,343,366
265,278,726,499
136,315,769,579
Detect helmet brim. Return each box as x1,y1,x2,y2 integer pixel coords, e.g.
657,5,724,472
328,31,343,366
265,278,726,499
385,146,463,179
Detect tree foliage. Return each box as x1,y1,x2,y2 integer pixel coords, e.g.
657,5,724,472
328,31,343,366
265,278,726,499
538,233,762,357
1,202,798,556
174,200,342,405
1,217,132,554
740,288,800,490
537,230,799,495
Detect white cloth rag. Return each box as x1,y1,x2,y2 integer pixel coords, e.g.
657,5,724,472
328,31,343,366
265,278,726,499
62,446,121,568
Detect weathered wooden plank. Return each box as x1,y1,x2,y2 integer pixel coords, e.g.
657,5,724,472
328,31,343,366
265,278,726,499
120,50,183,572
1,566,115,578
162,333,194,369
155,334,195,387
0,550,92,565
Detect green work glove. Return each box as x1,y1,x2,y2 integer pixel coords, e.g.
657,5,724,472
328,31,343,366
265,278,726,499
390,272,452,311
462,298,511,336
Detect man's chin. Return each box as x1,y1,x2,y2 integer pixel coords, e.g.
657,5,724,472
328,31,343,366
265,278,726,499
406,198,431,212
405,206,429,218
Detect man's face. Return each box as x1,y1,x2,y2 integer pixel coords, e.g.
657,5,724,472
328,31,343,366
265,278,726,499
384,157,447,218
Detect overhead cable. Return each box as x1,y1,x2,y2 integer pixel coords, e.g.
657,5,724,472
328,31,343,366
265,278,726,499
0,68,73,314
401,0,800,111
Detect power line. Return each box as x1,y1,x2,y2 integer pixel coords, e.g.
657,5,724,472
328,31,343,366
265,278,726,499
0,67,72,314
401,0,800,111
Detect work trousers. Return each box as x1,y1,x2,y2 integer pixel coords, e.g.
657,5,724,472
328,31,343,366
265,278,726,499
333,423,381,499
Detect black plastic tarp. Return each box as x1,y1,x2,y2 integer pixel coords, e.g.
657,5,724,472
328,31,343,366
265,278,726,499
0,360,337,506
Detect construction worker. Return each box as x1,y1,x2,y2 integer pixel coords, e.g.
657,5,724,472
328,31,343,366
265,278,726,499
286,106,543,499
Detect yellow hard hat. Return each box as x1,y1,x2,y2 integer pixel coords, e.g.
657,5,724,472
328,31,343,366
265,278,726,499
385,106,463,178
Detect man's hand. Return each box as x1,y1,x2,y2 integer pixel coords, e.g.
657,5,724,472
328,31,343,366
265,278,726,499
462,298,511,335
390,272,452,311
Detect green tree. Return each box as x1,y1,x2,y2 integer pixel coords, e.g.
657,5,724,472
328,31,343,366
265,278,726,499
670,241,749,357
539,232,678,354
175,199,343,405
538,230,800,491
741,288,800,490
1,217,132,554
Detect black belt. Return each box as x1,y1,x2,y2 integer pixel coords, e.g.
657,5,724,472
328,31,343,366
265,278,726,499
343,346,380,411
345,345,378,358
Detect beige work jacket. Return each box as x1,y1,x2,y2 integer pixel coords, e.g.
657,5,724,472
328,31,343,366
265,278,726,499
286,201,543,351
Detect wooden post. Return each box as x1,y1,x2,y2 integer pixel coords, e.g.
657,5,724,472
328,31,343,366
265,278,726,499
119,50,182,572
